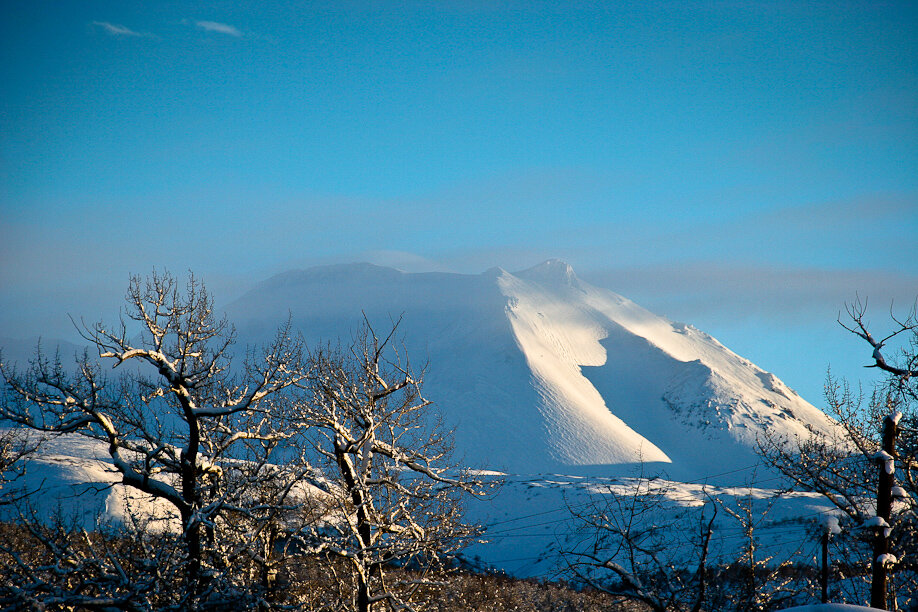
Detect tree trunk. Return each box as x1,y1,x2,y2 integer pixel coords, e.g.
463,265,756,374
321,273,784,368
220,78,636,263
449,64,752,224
871,413,899,610
819,529,829,603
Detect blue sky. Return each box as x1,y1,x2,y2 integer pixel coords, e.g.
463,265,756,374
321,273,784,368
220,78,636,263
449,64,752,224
1,1,916,406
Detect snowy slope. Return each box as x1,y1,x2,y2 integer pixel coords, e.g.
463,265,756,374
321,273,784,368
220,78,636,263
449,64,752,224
227,260,838,479
0,429,180,532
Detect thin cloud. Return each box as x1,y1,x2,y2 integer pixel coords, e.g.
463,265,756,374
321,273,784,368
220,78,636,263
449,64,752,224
91,21,152,38
196,21,242,37
757,192,918,230
361,251,454,274
581,263,918,325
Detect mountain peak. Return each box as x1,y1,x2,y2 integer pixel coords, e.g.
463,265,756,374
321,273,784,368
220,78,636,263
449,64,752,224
515,259,580,289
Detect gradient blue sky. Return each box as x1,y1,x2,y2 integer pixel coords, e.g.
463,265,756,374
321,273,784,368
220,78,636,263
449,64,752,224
2,1,916,406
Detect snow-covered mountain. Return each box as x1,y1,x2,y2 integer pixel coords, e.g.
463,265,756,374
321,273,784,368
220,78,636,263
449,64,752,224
2,260,846,577
226,259,838,481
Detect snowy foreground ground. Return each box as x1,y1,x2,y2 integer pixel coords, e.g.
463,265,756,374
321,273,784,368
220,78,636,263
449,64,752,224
781,606,883,611
467,471,840,577
6,430,844,580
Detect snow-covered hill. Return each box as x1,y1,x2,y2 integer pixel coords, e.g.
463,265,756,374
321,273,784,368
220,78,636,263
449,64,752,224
227,259,838,480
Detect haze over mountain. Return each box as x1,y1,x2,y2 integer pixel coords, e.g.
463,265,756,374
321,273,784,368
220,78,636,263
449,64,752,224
226,259,839,480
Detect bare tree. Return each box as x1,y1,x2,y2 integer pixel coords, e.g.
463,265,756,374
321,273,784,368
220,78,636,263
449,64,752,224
759,297,918,609
557,477,718,612
558,472,831,612
288,320,489,612
708,489,814,612
0,271,316,610
0,427,38,507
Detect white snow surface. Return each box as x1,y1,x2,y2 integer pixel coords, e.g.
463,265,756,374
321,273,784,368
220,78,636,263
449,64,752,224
460,470,845,577
780,606,885,611
1,429,180,532
863,516,889,528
